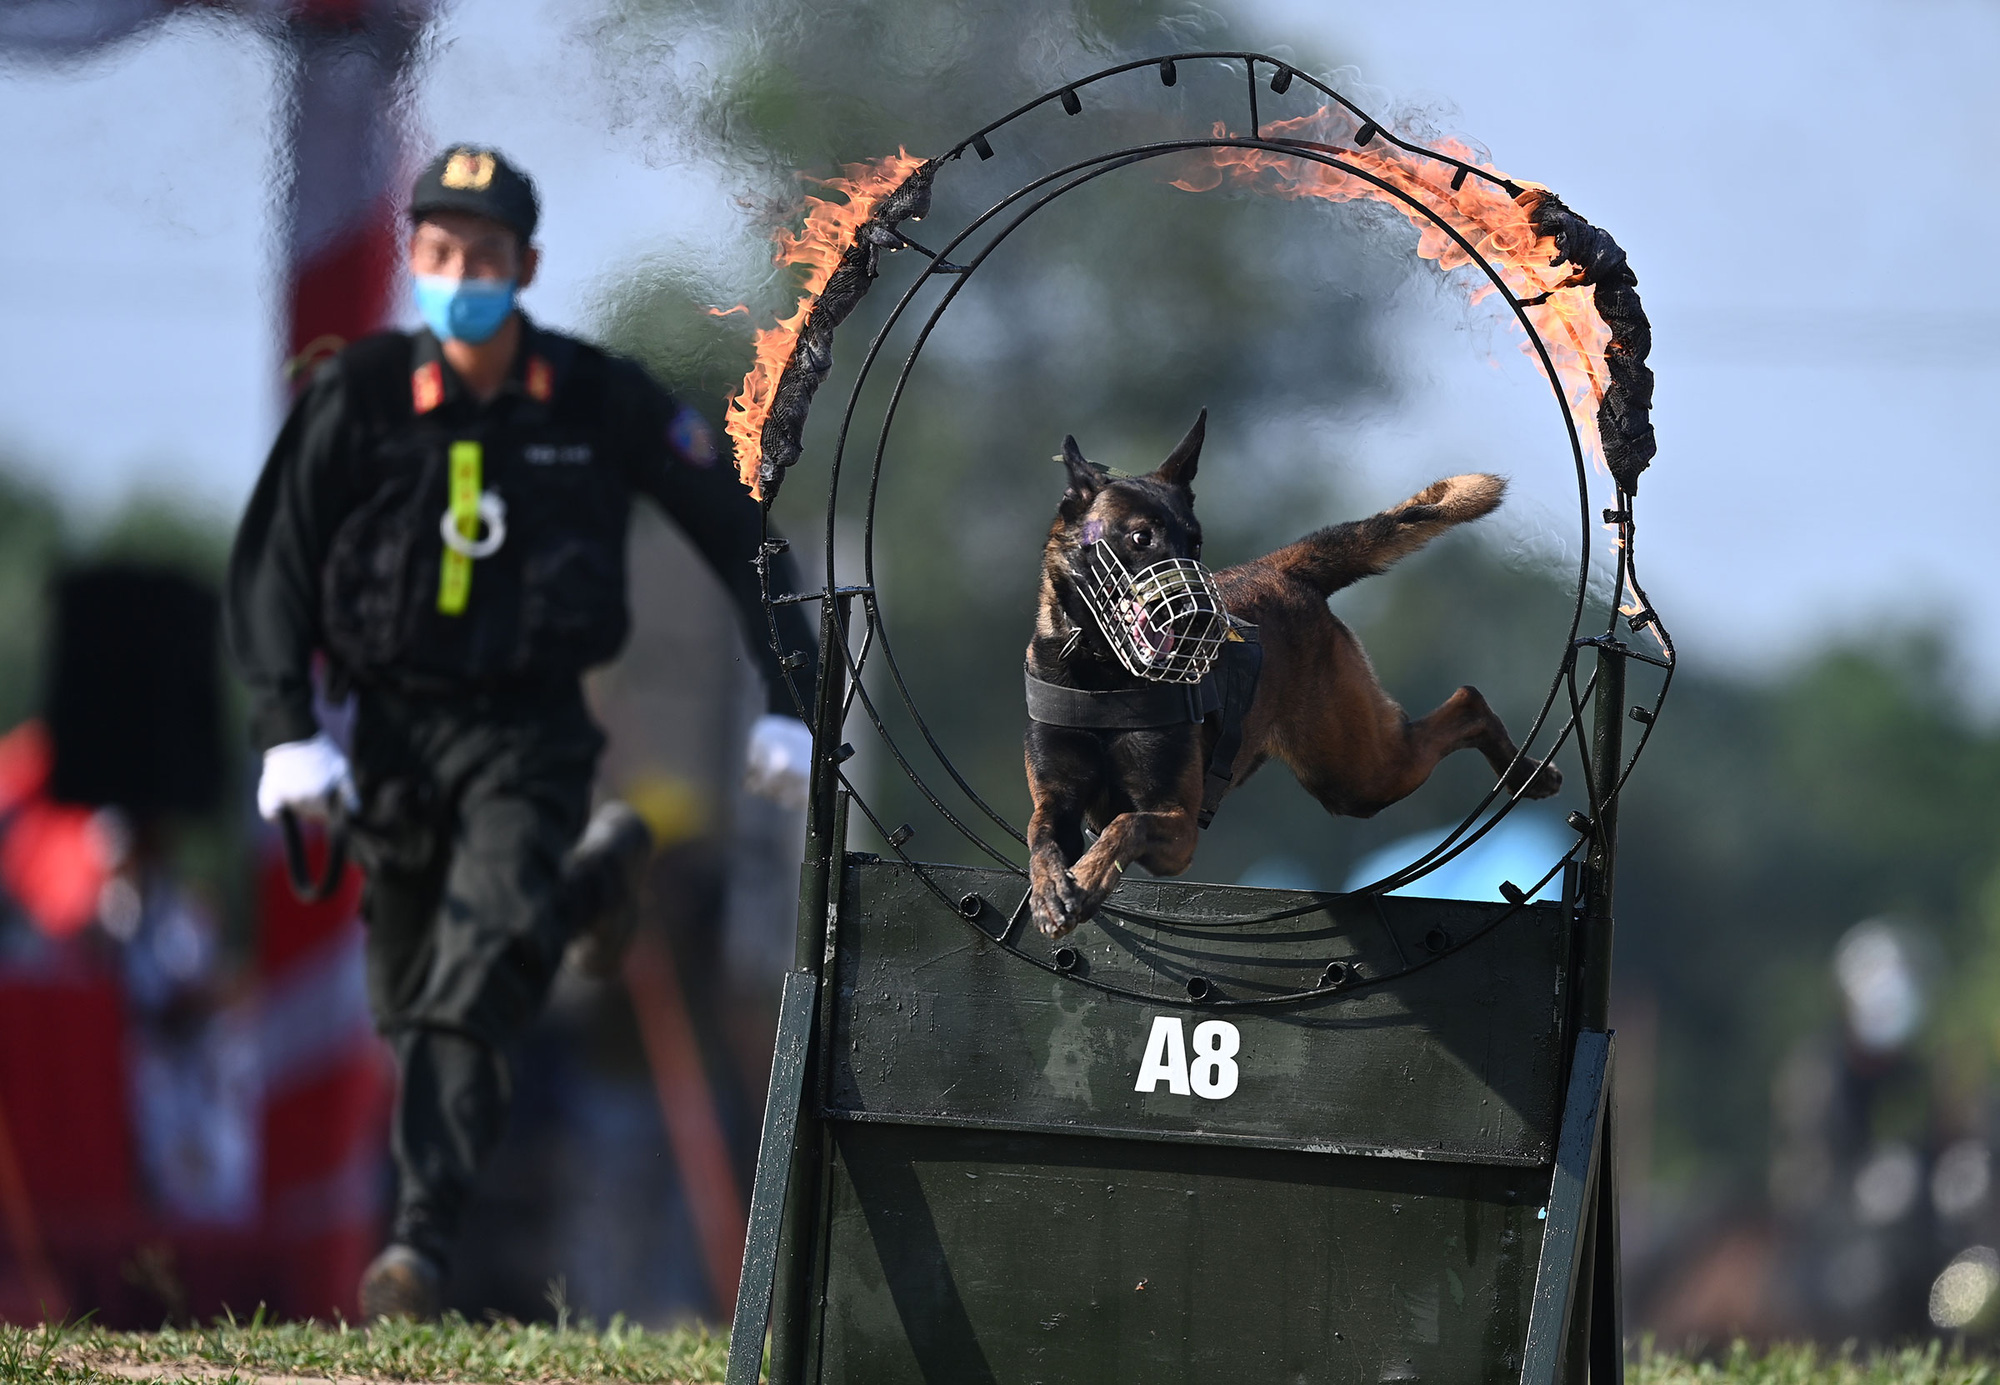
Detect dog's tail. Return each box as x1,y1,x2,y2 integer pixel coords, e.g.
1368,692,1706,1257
1267,474,1506,597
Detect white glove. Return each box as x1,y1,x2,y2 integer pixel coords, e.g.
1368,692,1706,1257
744,714,813,811
256,733,358,822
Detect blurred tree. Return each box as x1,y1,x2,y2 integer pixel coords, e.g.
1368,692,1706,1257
1614,631,2000,1181
89,489,232,581
0,465,66,733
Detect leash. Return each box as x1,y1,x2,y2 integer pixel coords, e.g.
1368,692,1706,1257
278,801,351,902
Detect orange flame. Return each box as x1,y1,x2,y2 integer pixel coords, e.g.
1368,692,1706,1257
1170,107,1612,463
724,149,929,499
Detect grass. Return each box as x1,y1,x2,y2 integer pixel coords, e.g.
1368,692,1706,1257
0,1314,731,1383
1627,1341,1997,1384
3,1323,1998,1384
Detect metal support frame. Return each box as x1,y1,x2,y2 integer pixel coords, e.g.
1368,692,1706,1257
726,52,1666,1382
1522,1029,1612,1385
733,653,1637,1383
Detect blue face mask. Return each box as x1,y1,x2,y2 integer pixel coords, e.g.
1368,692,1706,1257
413,274,517,344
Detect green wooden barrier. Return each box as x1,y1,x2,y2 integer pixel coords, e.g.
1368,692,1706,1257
727,602,1627,1385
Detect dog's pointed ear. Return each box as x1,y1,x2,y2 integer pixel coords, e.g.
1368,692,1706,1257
1057,435,1108,508
1153,408,1206,490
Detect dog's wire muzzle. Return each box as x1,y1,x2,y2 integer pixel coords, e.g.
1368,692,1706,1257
1076,537,1229,684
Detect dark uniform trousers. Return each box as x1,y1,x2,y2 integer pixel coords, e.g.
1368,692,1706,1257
348,680,604,1263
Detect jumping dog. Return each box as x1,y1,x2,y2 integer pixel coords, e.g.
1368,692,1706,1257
1024,409,1562,940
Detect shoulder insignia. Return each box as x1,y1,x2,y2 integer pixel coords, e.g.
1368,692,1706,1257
668,404,718,468
412,360,444,414
442,149,495,190
525,356,554,402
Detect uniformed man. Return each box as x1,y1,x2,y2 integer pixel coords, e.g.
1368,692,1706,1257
226,146,819,1320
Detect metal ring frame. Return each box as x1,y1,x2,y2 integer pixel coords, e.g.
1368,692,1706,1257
755,51,1675,1008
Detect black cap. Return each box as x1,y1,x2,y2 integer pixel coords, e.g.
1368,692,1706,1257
409,145,539,242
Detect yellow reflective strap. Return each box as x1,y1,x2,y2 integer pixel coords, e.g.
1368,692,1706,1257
437,440,482,615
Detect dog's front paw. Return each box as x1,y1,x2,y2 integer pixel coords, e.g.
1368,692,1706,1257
1505,756,1563,800
1030,864,1084,939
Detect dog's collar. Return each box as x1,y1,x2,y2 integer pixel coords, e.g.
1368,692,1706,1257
1024,667,1217,729
1024,664,1224,728
1026,621,1263,830
1026,618,1259,730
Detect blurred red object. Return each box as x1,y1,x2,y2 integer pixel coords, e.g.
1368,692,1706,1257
0,722,112,939
0,976,131,1322
0,980,136,1218
0,0,424,1320
0,721,391,1324
253,825,392,1322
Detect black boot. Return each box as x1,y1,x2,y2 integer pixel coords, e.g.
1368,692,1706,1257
562,800,654,977
359,1243,444,1322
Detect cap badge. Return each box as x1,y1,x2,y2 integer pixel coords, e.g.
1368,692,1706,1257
442,150,496,190
412,360,444,414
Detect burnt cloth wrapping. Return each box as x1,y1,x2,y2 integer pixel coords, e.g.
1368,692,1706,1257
755,161,939,501
1527,191,1657,493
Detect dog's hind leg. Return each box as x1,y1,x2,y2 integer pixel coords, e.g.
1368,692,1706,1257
1296,684,1561,817
1394,684,1561,808
1418,684,1564,802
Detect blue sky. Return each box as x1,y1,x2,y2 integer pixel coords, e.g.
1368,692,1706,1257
3,0,1996,683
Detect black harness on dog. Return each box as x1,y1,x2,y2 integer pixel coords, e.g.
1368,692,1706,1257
1024,622,1263,829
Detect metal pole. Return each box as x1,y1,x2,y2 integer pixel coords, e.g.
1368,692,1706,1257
1566,642,1626,1384
767,592,849,1384
1581,642,1624,1028
792,594,848,971
1589,1104,1625,1385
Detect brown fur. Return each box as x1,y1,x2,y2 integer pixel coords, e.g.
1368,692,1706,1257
1024,415,1559,939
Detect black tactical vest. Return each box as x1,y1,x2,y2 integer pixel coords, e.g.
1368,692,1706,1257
319,331,633,688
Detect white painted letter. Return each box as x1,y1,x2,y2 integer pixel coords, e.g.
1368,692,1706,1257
1189,1020,1240,1099
1135,1016,1190,1095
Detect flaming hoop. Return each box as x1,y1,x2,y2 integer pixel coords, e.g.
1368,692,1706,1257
721,151,934,501
1166,108,1654,494
728,51,1673,974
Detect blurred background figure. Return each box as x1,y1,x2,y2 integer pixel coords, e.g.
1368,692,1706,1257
4,0,2000,1344
1635,918,2000,1346
0,560,335,1324
1766,922,1941,1339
